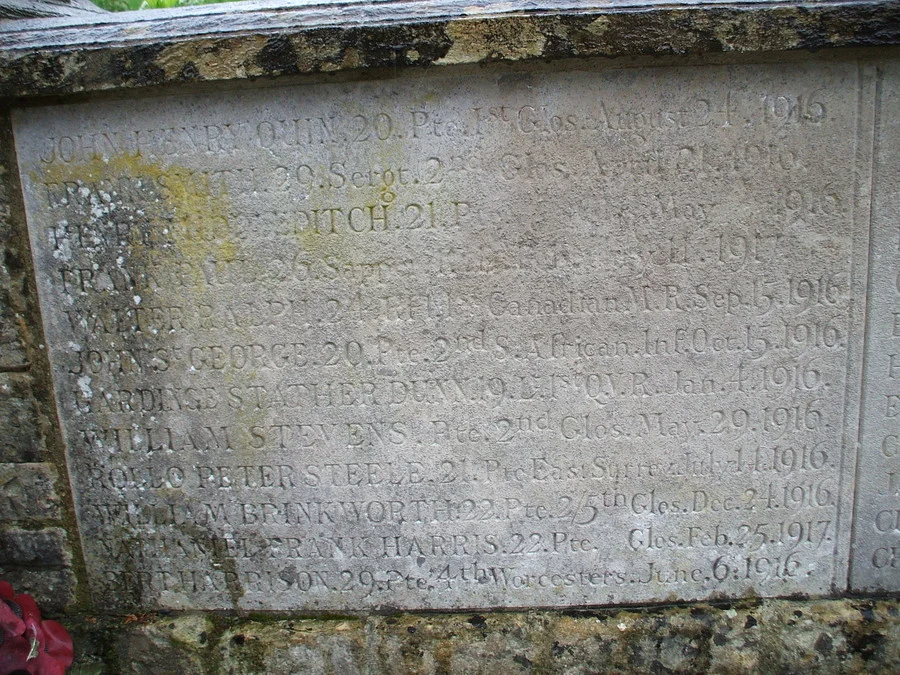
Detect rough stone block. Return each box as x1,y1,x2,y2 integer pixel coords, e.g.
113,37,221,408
0,462,61,521
0,372,40,463
0,146,27,369
0,566,76,613
0,526,70,566
219,620,366,675
0,2,899,673
97,600,899,674
0,286,26,367
372,615,543,675
116,615,211,675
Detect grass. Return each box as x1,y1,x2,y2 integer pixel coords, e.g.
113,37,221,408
91,0,236,10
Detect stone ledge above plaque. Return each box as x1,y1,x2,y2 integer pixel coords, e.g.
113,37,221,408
0,0,898,98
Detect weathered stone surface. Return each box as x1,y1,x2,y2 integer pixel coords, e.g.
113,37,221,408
219,621,366,675
68,599,900,674
0,282,27,367
852,62,900,590
0,123,28,369
0,565,76,612
0,372,41,462
13,54,877,611
0,526,70,566
0,461,61,521
116,614,211,675
0,527,75,611
0,1,897,98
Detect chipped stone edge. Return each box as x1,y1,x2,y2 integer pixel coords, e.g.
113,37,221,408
0,1,897,98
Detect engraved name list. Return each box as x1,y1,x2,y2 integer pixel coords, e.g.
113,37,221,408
14,60,868,610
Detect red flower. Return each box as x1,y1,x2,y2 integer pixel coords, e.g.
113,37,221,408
0,581,73,675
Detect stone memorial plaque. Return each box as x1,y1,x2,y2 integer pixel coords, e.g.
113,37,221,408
13,58,869,611
852,62,900,591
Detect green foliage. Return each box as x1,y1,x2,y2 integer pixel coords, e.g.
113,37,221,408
91,0,235,11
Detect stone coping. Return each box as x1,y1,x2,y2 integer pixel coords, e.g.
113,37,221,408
0,0,896,97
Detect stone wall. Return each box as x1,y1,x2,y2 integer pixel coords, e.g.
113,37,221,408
0,1,898,672
0,109,80,613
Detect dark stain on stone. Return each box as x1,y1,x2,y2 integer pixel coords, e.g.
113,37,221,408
561,609,601,619
782,592,811,602
295,26,340,71
399,635,424,663
103,43,166,87
37,56,64,86
231,634,245,646
795,5,899,50
513,653,533,668
467,615,486,628
539,23,575,61
3,246,23,278
341,25,451,69
179,61,199,80
109,43,167,88
256,35,299,75
691,626,714,667
846,629,884,661
814,632,833,654
713,631,728,646
407,24,453,63
198,631,207,645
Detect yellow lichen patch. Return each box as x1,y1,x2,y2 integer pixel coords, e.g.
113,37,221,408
157,36,270,81
341,46,363,70
438,19,546,65
585,16,611,38
35,152,238,304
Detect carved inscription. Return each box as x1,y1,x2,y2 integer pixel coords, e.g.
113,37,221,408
14,60,866,610
852,63,900,590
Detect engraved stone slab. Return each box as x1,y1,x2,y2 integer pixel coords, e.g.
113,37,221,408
14,58,868,611
852,62,900,591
